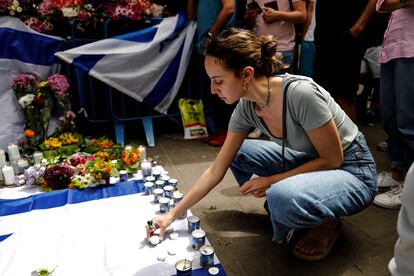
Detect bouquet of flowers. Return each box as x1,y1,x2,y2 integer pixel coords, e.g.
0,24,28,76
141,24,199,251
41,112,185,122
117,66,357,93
1,0,164,34
119,145,142,173
42,164,75,191
83,136,120,154
70,151,119,189
40,131,83,161
12,73,74,151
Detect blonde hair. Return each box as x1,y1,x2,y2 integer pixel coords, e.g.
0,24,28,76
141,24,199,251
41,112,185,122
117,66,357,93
204,28,282,77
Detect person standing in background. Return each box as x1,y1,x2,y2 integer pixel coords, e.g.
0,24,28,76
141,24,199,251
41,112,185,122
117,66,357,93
298,0,315,77
244,0,306,70
372,0,414,210
313,0,378,121
187,0,236,146
244,0,306,138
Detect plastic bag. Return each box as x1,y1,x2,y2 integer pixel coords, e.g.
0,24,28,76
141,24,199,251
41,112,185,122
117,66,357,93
178,98,208,139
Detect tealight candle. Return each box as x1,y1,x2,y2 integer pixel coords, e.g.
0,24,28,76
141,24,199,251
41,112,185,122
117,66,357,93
2,166,15,185
141,160,152,178
175,259,192,275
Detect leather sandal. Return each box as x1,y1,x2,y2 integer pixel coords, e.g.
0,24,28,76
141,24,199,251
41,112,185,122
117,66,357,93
293,219,343,261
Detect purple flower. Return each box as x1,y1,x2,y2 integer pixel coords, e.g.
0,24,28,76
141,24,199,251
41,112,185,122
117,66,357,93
48,74,70,97
11,73,38,92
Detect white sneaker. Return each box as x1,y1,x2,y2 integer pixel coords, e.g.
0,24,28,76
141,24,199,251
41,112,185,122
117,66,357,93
248,128,262,139
373,184,403,209
377,171,403,188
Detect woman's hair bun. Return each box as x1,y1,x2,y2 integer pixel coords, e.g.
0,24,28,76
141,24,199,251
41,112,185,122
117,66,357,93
204,28,283,77
260,35,278,60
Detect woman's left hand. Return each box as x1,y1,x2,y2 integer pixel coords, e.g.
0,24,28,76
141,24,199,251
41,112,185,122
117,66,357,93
239,177,272,198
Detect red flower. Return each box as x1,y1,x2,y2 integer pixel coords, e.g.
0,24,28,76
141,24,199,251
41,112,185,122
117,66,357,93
31,96,46,107
78,11,92,21
43,165,75,190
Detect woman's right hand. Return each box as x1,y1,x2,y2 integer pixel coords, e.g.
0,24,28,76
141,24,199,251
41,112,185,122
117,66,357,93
149,212,176,241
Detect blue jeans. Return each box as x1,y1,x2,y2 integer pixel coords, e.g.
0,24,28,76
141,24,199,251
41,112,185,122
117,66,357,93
380,58,414,172
277,50,295,75
281,50,294,67
230,133,377,241
299,41,315,77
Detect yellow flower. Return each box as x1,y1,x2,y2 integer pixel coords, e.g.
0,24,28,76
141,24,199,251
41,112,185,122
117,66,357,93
45,137,62,149
38,81,48,88
59,132,78,145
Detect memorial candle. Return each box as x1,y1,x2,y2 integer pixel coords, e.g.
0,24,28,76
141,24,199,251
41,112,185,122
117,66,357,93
7,144,20,160
2,166,15,185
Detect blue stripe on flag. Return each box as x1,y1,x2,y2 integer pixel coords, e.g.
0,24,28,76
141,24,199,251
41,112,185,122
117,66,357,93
0,233,13,243
173,12,188,34
173,264,227,276
144,39,185,109
0,28,65,66
0,180,144,217
115,26,157,43
72,54,105,73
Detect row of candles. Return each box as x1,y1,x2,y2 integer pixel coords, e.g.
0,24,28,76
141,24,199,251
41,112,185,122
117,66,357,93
0,144,44,186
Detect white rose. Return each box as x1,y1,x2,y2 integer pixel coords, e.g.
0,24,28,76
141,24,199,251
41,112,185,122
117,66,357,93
61,7,78,18
18,94,35,108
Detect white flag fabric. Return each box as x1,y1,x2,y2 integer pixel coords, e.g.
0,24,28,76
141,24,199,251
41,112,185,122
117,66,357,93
0,16,65,149
56,12,197,114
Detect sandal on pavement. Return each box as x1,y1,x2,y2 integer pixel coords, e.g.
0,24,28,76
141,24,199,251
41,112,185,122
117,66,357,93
293,219,343,261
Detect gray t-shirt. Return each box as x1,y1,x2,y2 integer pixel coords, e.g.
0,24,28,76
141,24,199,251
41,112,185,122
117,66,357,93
228,74,359,157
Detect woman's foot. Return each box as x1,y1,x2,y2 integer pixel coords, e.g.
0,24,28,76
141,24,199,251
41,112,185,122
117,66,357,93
293,219,343,261
377,169,404,189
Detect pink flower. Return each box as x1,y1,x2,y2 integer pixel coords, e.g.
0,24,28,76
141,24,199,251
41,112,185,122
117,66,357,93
11,74,38,92
48,74,69,97
66,110,76,119
70,156,87,166
38,0,54,16
24,17,53,33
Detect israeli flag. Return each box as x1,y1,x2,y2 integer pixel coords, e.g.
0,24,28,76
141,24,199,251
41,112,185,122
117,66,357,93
0,183,226,275
56,12,197,114
0,16,65,149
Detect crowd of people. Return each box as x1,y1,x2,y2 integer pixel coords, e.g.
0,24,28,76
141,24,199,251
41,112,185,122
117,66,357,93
148,0,413,273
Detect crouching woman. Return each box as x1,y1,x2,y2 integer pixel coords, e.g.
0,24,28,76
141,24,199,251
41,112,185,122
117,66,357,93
149,28,377,261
